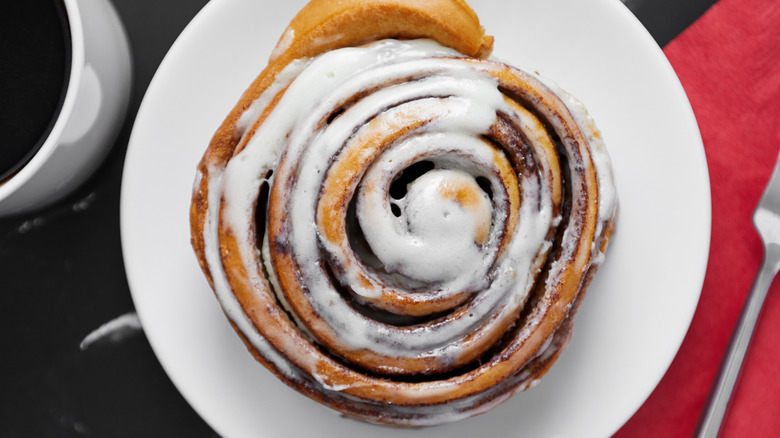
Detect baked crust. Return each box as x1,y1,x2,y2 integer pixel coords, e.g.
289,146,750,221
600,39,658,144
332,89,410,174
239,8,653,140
189,0,616,427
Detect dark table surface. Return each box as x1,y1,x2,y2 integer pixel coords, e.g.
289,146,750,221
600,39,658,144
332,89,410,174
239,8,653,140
0,0,717,436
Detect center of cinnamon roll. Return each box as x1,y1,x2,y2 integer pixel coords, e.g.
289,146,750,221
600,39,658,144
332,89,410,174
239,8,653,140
378,168,491,283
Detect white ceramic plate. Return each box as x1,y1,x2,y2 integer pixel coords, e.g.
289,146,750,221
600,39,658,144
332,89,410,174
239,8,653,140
121,0,710,437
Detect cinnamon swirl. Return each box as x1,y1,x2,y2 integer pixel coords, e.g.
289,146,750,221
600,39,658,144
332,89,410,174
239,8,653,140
190,0,617,427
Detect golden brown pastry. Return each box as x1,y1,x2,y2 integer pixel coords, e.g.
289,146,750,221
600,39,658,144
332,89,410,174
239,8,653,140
190,0,617,427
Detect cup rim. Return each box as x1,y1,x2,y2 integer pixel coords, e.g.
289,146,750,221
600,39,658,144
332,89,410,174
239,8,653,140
0,0,85,200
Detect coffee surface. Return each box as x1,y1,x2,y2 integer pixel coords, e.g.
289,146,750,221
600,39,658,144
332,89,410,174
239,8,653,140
0,0,71,181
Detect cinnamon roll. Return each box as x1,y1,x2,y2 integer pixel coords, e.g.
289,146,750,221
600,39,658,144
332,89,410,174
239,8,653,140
190,0,617,427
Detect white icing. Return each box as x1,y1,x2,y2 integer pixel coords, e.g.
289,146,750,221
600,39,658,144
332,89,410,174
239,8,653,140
269,28,295,62
79,312,141,350
357,131,512,285
235,59,311,134
528,73,617,258
373,168,490,283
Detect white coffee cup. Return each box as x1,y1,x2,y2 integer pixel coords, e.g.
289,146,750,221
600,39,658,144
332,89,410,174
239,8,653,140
0,0,132,216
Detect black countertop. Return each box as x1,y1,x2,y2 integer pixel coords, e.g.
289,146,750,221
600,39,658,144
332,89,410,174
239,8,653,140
0,0,716,436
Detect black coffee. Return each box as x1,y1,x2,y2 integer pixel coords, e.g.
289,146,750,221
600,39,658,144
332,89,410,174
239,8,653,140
0,0,71,182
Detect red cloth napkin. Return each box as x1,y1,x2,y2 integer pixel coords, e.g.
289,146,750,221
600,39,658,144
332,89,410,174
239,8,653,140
614,0,780,436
